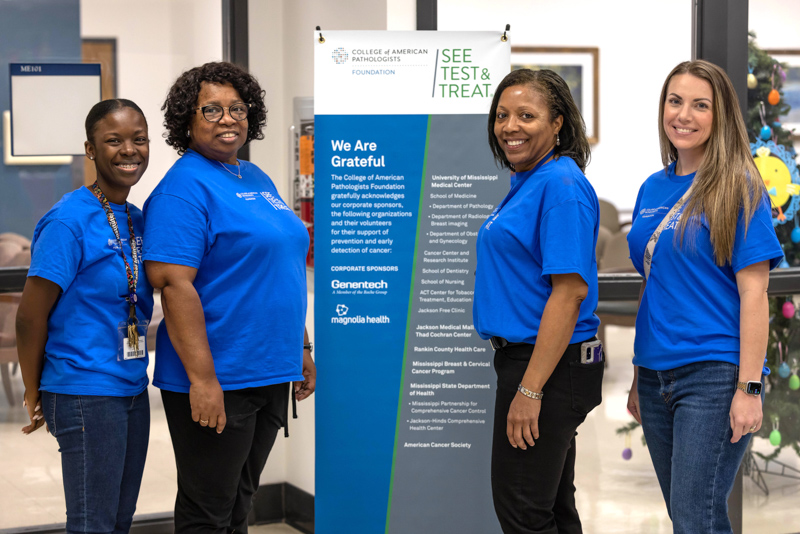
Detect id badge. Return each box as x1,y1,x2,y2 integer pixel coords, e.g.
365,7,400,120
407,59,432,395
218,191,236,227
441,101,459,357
580,339,603,364
117,320,149,361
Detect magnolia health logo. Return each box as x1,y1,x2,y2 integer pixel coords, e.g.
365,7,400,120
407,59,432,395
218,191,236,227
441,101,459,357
332,47,348,64
336,304,349,316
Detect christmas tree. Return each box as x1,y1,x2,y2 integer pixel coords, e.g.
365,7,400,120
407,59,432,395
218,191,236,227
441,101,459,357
749,30,800,459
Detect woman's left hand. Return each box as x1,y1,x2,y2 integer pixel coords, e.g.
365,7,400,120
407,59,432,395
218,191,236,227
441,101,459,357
294,349,316,401
507,393,540,450
729,391,762,444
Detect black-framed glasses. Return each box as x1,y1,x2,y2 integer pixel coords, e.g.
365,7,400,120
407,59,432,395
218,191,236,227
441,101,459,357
195,103,252,123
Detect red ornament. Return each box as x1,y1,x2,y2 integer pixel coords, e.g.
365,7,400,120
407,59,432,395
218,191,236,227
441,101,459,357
768,89,781,106
782,301,795,319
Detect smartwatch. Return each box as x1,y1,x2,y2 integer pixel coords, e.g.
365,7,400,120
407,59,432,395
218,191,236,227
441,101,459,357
737,380,762,396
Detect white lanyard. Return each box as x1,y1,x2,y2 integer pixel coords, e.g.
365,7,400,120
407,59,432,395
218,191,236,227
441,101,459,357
643,185,692,280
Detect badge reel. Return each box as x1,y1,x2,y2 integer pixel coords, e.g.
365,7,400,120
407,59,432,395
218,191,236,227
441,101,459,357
117,317,149,361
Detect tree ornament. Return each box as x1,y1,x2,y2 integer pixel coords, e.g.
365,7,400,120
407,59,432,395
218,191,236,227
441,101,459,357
779,361,791,378
790,373,800,390
757,102,775,141
747,64,758,89
781,300,795,318
767,64,782,106
769,418,782,446
791,227,800,243
622,433,632,460
754,143,800,223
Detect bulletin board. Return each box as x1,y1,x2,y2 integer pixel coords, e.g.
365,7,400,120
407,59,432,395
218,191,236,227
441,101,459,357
9,63,101,156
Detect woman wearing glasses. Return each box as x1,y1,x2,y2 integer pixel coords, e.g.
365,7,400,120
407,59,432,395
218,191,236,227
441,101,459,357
143,62,315,532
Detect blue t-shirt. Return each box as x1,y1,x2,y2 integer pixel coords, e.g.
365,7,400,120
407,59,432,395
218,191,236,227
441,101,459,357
473,156,600,345
143,149,309,393
627,163,783,371
29,186,154,396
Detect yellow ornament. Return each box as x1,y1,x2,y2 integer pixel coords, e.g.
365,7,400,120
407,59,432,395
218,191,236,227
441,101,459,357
748,73,758,89
755,147,798,222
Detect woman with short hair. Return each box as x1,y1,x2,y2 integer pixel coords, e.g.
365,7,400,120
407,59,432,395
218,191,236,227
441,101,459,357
144,61,315,533
17,99,153,533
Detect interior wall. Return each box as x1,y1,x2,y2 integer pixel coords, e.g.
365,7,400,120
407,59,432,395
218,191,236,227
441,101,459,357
439,0,693,214
248,0,388,494
0,0,81,238
81,0,223,210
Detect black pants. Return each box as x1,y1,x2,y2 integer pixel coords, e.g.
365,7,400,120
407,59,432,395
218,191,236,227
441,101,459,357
491,340,604,534
161,383,289,533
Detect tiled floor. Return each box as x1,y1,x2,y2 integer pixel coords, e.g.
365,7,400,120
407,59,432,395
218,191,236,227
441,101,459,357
251,524,301,534
1,328,799,533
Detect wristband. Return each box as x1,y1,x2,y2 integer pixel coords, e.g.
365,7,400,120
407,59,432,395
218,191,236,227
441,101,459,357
304,342,313,353
517,384,543,400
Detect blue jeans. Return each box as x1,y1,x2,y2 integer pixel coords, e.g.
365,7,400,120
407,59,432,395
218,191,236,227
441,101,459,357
637,361,754,534
42,390,150,534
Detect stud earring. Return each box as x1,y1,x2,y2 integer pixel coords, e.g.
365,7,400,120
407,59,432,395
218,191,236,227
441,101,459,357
88,156,94,160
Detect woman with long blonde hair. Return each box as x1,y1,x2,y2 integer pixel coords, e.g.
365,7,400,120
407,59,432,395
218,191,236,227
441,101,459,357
626,60,783,533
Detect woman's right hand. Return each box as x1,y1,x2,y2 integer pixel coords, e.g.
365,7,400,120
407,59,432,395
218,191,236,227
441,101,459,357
22,389,45,434
190,379,226,433
627,368,642,424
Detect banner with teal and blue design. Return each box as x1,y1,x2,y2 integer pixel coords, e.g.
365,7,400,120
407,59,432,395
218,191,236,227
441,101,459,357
315,31,509,534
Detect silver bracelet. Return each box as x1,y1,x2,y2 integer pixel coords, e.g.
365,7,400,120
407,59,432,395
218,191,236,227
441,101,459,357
517,384,544,400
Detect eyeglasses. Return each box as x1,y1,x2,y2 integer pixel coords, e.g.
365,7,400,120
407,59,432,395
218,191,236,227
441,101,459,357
195,103,252,123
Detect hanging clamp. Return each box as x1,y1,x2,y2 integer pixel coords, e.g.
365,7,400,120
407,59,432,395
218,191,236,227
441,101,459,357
317,26,325,44
501,24,510,42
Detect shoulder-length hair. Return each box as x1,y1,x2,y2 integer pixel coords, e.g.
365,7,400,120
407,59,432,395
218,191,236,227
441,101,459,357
162,61,267,155
659,60,765,266
487,68,591,172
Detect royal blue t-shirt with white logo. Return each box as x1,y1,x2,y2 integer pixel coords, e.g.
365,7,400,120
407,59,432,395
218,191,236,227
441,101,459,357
143,149,309,393
29,186,154,396
627,162,783,371
473,155,600,345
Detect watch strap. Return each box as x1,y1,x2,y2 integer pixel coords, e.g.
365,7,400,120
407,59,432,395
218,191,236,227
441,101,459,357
736,381,760,395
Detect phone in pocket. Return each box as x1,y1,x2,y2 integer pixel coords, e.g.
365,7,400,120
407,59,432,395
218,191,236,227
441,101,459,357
580,339,603,364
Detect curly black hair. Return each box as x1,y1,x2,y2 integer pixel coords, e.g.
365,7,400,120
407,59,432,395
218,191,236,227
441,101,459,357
487,69,591,172
162,61,267,155
85,99,146,142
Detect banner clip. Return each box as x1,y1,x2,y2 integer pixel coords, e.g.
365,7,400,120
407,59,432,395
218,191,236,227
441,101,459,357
317,26,325,44
501,24,510,42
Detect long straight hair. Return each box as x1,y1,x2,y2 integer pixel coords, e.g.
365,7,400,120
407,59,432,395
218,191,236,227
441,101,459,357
658,60,765,266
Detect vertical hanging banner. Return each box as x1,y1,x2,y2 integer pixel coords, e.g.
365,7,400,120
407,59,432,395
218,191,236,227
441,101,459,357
315,31,509,534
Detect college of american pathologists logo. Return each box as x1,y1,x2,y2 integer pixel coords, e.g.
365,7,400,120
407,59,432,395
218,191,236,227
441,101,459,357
332,47,348,64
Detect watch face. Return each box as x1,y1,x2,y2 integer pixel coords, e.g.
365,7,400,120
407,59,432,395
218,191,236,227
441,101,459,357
747,381,763,395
